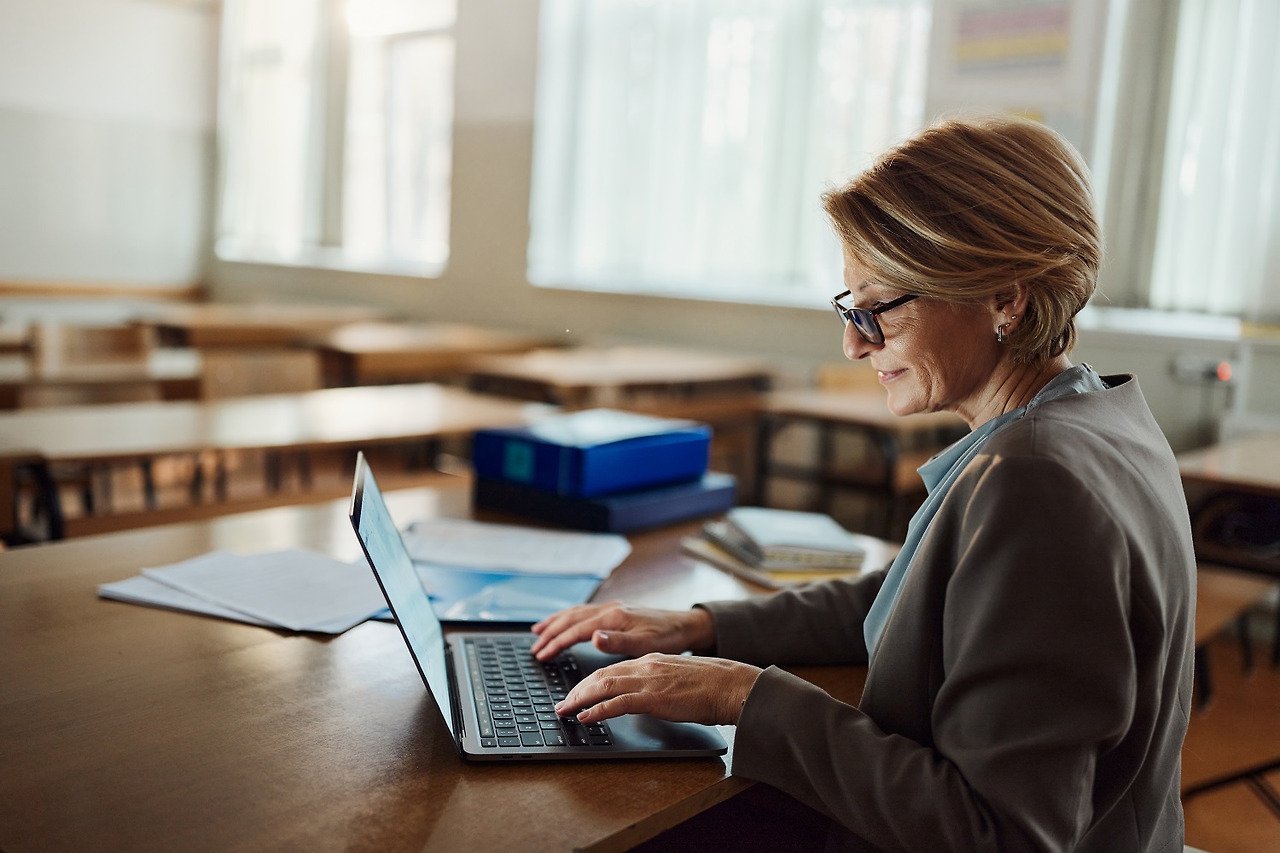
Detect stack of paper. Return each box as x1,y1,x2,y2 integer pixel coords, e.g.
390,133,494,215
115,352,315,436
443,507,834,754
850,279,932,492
686,507,870,590
99,549,388,634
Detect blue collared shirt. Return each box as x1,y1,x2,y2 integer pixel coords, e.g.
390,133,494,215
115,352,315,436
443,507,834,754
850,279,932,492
862,363,1107,659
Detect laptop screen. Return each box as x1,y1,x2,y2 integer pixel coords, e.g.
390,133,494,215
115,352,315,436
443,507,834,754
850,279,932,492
349,453,457,737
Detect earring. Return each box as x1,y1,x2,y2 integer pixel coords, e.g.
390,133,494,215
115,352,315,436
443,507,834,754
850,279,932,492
996,314,1018,344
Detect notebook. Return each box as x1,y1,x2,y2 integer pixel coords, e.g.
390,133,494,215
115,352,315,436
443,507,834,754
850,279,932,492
348,452,727,761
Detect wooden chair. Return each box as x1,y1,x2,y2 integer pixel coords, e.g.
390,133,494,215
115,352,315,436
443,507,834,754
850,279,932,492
30,322,155,367
195,348,325,500
1193,564,1273,708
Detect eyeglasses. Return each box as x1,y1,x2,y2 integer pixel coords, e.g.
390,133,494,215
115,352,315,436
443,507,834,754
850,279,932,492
831,291,919,345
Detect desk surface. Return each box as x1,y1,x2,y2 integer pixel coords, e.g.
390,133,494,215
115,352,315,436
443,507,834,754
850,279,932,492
764,387,966,434
149,302,385,347
469,346,774,404
0,484,867,851
306,321,559,384
0,382,552,463
1178,432,1280,495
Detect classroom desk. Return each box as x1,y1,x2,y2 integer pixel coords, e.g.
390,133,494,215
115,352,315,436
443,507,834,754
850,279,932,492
467,345,774,408
305,321,559,387
755,388,966,535
147,302,384,348
0,483,870,851
1178,431,1280,497
1177,433,1280,808
468,346,775,491
0,383,552,539
0,349,203,409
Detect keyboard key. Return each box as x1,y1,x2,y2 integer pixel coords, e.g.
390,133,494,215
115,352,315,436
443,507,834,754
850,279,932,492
498,736,520,747
539,720,561,730
520,731,545,747
544,733,566,746
564,727,588,746
588,735,613,746
481,739,497,748
517,722,539,733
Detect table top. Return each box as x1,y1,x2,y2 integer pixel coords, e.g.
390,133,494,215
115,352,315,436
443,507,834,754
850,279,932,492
149,302,385,347
0,382,553,463
0,483,868,851
307,321,559,382
764,387,967,434
1178,432,1280,495
469,346,774,400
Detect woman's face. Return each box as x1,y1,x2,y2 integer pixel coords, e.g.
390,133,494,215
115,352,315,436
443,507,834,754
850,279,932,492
841,254,1000,426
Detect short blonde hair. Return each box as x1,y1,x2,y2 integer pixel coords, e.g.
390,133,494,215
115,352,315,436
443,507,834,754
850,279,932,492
822,116,1100,363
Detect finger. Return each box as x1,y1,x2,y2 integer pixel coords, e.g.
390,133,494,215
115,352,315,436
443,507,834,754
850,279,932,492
533,611,619,661
572,692,653,724
529,604,609,655
555,664,651,717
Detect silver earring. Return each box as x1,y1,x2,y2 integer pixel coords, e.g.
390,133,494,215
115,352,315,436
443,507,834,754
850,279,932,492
996,314,1018,344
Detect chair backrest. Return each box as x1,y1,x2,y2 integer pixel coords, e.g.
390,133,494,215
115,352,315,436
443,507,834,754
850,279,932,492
31,323,155,369
199,348,323,399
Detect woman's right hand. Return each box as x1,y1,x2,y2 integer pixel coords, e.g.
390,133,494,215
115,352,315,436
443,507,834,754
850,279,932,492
529,602,715,662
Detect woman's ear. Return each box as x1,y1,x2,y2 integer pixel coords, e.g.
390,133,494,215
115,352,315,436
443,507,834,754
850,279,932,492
993,282,1030,321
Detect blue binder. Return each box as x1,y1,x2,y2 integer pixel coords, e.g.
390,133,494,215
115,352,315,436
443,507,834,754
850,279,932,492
472,409,712,498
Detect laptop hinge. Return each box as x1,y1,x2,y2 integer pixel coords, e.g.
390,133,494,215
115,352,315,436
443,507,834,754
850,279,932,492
443,640,466,743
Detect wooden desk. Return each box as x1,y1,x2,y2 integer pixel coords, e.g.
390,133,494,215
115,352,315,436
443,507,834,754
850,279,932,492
468,346,774,408
148,302,384,348
469,346,774,491
0,349,202,409
0,484,867,851
1178,432,1280,496
306,321,558,387
0,383,553,540
756,388,966,536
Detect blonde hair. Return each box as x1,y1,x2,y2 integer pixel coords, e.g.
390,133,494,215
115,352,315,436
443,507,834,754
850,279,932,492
822,116,1100,363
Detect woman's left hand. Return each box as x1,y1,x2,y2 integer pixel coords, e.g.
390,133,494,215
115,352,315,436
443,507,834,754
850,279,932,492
556,654,763,726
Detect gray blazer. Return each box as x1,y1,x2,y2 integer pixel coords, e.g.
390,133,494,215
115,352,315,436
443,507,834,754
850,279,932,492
702,375,1194,851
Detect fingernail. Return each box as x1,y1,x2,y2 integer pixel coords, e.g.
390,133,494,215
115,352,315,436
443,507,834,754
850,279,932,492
597,631,609,644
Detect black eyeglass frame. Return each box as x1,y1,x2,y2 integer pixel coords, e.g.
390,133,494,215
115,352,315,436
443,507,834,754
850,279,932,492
831,291,920,345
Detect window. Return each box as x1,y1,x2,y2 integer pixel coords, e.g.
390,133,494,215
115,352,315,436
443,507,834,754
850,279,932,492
1148,0,1280,320
216,0,455,274
528,0,932,305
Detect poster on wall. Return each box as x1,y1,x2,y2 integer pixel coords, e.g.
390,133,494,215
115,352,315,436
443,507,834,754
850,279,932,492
952,0,1071,72
925,0,1110,159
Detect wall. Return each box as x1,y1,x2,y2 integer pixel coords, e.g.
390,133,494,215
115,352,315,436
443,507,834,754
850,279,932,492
0,0,217,289
207,0,1259,451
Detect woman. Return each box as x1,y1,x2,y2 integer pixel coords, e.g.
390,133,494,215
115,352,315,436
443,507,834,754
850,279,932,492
530,117,1195,851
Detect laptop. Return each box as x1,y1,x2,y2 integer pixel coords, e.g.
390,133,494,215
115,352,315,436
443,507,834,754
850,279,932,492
348,452,727,761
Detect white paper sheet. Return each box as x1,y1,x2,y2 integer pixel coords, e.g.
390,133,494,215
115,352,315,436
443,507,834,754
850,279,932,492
138,549,386,633
401,518,630,578
99,574,276,628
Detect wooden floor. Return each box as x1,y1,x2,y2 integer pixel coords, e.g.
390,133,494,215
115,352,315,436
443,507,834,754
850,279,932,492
1185,628,1280,851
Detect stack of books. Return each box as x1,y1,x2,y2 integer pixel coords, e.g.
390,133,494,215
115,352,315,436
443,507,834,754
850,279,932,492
682,506,871,589
471,408,736,532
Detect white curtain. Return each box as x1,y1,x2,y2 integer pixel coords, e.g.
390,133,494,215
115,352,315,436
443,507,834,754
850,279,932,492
1149,0,1280,320
528,0,931,305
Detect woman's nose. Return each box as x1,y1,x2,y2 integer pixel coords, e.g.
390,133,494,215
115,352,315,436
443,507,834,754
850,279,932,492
843,323,877,361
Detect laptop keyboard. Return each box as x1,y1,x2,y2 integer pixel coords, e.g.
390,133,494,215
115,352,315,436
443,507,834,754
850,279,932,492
465,636,613,749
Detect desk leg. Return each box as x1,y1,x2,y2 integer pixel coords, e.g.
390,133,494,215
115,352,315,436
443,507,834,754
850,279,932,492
753,416,776,506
